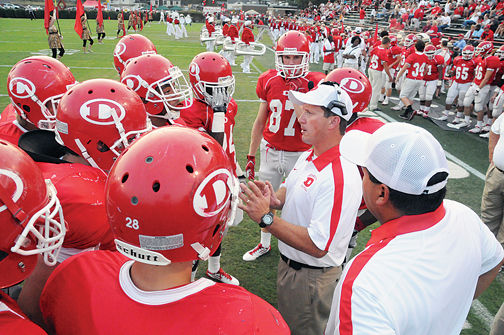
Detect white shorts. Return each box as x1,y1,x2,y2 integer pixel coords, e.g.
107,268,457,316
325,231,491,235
493,88,504,118
323,62,335,71
446,81,471,106
385,68,396,90
259,139,303,190
342,61,358,69
463,84,491,112
396,72,406,91
399,78,423,101
418,80,438,101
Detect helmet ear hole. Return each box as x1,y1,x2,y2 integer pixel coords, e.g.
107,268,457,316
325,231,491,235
152,181,160,192
186,165,194,173
121,173,129,183
22,105,30,113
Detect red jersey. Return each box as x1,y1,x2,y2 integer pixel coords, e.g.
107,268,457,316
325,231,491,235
369,46,389,71
491,60,504,86
405,52,429,80
323,40,336,63
359,9,365,19
0,120,27,145
241,27,254,44
452,56,476,84
389,45,403,69
474,55,501,86
0,291,47,334
37,162,115,251
181,99,238,174
0,104,17,123
333,35,343,51
399,46,415,69
41,251,289,335
205,22,215,36
424,54,445,81
222,23,229,36
256,70,324,151
346,117,385,134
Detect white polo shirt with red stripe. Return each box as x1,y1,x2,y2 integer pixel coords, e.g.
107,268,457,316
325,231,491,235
326,200,504,335
278,145,362,268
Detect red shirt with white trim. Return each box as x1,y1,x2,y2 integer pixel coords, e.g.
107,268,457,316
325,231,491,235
181,98,238,174
0,104,17,123
452,56,476,84
256,70,325,152
0,291,47,334
405,52,429,80
388,45,403,70
424,54,445,81
474,55,501,86
279,146,362,267
41,251,289,335
326,200,504,334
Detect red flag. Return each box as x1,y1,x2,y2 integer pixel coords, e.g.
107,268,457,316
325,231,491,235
44,0,55,34
140,12,144,31
74,0,84,38
97,0,103,27
372,23,378,44
149,4,152,14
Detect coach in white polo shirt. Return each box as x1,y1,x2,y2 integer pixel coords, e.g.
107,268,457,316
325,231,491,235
239,82,362,335
325,122,504,334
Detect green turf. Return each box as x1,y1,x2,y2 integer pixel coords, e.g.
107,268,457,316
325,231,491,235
0,18,502,334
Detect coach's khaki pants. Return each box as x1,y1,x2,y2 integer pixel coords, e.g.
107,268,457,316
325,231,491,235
491,302,504,335
277,258,342,335
481,164,504,248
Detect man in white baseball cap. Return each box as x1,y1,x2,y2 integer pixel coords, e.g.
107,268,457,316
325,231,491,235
326,122,504,334
239,82,362,334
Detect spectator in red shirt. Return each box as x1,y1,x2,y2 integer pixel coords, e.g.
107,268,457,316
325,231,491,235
359,7,366,24
481,25,495,41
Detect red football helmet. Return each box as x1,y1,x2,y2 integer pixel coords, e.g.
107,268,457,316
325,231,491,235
424,45,437,59
275,31,310,78
462,45,475,60
326,68,372,114
0,140,65,288
188,52,235,111
54,79,152,173
106,127,239,265
389,35,397,46
495,45,504,60
121,54,193,121
475,41,493,57
113,34,157,75
404,34,417,48
7,56,77,130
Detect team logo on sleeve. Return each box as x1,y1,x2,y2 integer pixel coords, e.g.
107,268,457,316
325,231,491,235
79,99,126,125
193,169,232,218
0,169,24,213
189,62,200,82
8,77,35,99
302,173,317,190
339,77,365,94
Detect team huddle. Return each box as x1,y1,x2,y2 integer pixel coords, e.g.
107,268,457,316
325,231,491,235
0,20,503,335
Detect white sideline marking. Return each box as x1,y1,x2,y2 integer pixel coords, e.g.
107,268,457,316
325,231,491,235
462,321,472,329
372,109,485,181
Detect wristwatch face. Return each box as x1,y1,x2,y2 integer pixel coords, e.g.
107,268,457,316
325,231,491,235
260,212,273,227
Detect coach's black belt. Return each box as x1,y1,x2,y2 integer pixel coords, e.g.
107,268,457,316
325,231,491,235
280,253,327,271
497,166,504,174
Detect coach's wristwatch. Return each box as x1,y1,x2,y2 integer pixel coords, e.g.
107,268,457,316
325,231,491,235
259,212,274,228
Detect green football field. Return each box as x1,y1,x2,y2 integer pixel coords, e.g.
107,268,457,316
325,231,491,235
0,17,502,334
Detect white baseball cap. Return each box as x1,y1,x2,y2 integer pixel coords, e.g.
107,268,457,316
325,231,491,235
340,123,449,195
288,83,353,121
355,27,362,33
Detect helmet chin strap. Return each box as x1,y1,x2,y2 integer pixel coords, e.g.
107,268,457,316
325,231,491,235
74,138,100,170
